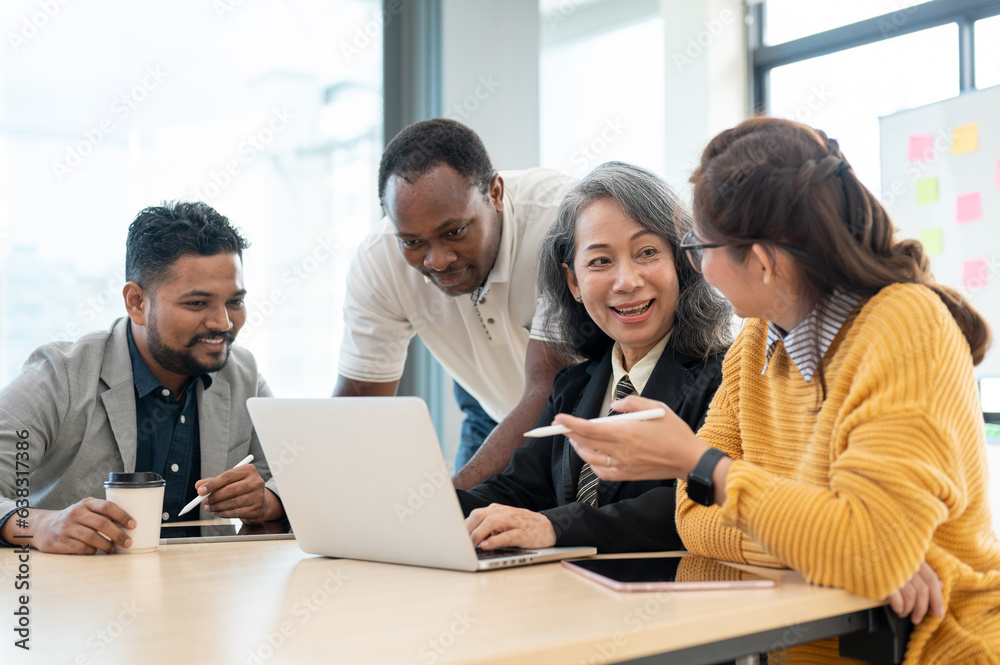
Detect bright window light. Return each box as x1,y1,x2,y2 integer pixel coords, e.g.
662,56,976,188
0,0,384,397
765,0,936,45
768,24,958,198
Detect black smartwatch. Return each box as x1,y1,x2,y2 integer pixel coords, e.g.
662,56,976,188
686,448,728,506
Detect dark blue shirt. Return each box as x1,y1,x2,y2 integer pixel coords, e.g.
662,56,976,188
127,325,211,523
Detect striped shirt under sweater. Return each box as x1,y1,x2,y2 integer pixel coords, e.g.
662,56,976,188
676,283,1000,665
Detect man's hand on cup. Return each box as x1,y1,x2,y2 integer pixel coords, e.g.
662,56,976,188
27,499,135,555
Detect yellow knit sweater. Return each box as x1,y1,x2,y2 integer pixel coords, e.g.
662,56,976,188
676,283,1000,664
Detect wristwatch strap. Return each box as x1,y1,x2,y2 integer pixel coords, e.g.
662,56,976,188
686,447,728,507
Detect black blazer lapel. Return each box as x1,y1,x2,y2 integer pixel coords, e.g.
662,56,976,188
601,341,700,504
559,346,613,504
643,343,699,413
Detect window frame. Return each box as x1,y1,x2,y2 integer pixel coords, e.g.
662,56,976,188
748,0,1000,116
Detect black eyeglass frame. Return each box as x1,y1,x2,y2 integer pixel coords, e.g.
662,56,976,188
679,231,811,273
679,230,726,272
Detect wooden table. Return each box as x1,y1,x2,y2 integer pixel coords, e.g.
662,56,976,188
1,539,887,665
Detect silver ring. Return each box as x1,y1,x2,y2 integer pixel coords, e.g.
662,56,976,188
606,454,612,467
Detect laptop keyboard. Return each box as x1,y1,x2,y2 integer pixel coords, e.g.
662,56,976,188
475,547,538,560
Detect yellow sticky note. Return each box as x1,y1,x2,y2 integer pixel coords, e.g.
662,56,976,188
951,123,979,154
916,178,938,205
920,228,943,255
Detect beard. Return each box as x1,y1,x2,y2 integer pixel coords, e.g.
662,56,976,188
146,315,234,376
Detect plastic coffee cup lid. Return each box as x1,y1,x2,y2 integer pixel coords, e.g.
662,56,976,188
104,472,166,488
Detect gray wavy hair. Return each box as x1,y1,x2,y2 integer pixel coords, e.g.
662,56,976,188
539,161,734,362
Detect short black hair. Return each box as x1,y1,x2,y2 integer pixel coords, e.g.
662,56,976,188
377,118,495,206
125,201,249,290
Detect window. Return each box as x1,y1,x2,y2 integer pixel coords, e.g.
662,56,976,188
0,0,384,397
765,0,936,44
768,25,959,195
755,0,1000,197
976,14,1000,88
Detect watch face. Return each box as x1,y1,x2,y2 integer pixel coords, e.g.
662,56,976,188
686,476,713,506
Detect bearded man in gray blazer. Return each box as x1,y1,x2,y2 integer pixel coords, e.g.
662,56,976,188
0,201,283,554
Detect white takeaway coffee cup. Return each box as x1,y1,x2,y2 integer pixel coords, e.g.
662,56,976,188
104,472,166,554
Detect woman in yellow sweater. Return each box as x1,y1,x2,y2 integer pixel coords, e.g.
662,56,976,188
555,117,1000,664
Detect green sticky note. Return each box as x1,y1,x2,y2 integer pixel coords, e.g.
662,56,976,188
920,228,943,255
916,177,939,205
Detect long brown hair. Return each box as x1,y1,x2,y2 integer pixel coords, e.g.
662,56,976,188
690,117,990,368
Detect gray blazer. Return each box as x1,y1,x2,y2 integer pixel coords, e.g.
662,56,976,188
0,317,276,520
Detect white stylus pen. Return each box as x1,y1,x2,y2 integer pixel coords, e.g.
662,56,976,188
523,407,667,438
177,454,255,517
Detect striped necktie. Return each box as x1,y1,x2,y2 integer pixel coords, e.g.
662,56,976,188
576,374,636,507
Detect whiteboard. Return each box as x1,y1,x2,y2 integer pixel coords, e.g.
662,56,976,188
879,84,1000,379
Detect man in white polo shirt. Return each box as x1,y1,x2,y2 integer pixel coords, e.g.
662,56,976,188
335,118,576,490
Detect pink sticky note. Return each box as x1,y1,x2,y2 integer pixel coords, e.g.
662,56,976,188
995,159,1000,188
908,135,934,162
956,192,982,223
963,258,989,291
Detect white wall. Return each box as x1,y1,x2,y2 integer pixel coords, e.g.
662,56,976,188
438,0,541,465
661,0,748,194
441,0,540,170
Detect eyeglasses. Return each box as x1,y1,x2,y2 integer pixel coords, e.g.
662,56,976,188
679,230,725,273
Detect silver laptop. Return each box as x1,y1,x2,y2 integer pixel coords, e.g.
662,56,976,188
247,397,596,572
